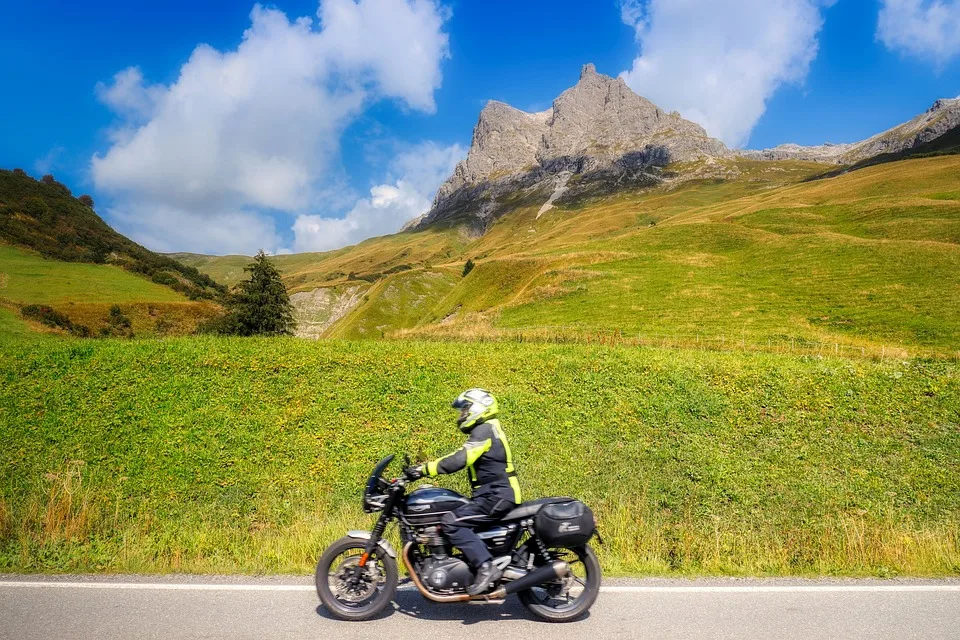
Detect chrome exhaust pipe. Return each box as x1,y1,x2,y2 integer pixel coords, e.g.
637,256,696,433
488,560,569,599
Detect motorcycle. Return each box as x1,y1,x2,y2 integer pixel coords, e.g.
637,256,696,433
315,454,601,622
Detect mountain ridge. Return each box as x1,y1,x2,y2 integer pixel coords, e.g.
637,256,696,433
412,64,729,232
742,97,960,164
413,65,960,234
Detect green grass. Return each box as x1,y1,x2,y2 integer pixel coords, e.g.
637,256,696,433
0,169,223,299
0,244,224,339
0,244,186,305
330,268,460,338
2,337,958,576
0,306,36,340
176,157,960,350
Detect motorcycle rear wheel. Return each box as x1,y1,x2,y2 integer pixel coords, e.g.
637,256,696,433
315,536,397,621
517,543,601,622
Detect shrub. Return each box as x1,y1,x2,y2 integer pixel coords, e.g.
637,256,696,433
462,258,475,277
20,304,90,336
155,317,174,336
21,304,73,330
22,197,50,220
41,174,55,184
78,194,95,208
100,305,134,338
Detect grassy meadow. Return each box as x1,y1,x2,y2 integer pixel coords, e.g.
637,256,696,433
0,244,221,338
1,337,958,577
175,157,960,353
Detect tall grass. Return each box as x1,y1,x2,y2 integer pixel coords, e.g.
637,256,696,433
1,337,958,576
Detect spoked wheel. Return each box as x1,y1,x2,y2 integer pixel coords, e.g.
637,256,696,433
315,536,397,621
518,543,601,622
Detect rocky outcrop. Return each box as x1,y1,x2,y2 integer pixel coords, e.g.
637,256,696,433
742,98,960,164
290,285,363,339
739,142,854,163
415,64,729,230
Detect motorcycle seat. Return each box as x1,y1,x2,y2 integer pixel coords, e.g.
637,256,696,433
500,497,575,521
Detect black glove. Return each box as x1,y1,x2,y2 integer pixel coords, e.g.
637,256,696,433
403,465,423,480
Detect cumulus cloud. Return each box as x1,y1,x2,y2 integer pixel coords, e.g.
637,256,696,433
619,0,831,147
877,0,960,64
106,205,284,256
92,0,450,255
95,67,165,121
293,141,463,252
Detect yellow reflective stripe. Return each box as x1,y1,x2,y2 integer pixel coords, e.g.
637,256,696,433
464,439,492,466
491,420,515,474
465,439,491,483
426,460,439,476
509,475,522,503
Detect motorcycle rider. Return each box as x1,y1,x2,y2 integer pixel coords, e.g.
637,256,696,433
405,388,522,596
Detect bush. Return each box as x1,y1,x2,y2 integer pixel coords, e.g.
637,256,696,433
100,305,134,338
78,194,95,208
155,317,174,336
41,174,55,185
21,304,73,330
462,258,475,277
20,304,90,336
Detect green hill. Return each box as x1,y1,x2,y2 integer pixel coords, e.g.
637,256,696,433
0,169,224,300
177,156,960,354
0,169,226,338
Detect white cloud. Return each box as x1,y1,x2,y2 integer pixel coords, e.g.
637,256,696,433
91,0,450,255
619,0,831,147
293,141,463,252
106,204,283,256
95,67,165,121
877,0,960,64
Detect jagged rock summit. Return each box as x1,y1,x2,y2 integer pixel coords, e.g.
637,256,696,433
411,65,960,234
413,64,729,231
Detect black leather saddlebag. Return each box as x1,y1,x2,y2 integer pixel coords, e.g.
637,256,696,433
535,500,595,547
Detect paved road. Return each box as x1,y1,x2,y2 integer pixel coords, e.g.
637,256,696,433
2,575,959,639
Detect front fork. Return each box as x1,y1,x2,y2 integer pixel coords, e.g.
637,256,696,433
359,512,390,567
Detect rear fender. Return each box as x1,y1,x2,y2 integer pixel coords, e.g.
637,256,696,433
347,530,397,558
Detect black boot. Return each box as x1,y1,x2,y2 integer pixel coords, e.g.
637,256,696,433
467,561,502,596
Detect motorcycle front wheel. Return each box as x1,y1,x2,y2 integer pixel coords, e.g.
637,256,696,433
517,543,601,622
315,536,398,621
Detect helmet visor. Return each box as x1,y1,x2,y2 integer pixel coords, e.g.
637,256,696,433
457,404,472,423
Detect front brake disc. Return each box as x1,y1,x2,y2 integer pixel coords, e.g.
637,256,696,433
332,558,381,603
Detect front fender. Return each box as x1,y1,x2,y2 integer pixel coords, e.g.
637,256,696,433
347,530,397,558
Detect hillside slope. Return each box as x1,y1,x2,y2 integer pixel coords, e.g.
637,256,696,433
2,338,957,575
180,156,960,352
0,169,225,338
0,169,224,300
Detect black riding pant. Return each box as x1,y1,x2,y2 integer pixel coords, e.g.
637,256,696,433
440,492,515,569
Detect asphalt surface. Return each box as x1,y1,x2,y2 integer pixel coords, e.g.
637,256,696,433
2,575,959,639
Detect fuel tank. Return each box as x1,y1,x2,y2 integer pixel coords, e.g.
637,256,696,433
402,486,470,525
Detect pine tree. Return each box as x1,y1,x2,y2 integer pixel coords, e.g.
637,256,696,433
226,250,295,336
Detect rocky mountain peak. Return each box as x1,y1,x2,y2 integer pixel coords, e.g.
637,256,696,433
930,97,959,113
416,64,729,231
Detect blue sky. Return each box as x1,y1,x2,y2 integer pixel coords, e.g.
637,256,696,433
2,0,959,255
